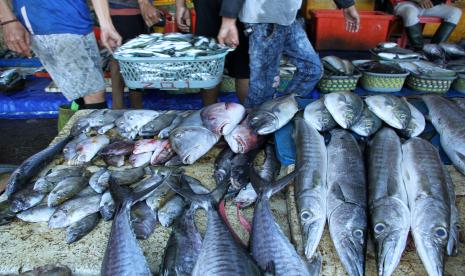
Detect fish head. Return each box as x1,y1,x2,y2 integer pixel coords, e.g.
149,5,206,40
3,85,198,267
248,111,279,135
411,198,450,276
325,92,362,129
391,103,411,130
299,194,326,258
201,102,245,135
170,127,219,164
71,118,90,136
230,155,250,189
225,123,263,154
48,209,67,228
329,203,366,276
234,183,257,208
371,198,410,276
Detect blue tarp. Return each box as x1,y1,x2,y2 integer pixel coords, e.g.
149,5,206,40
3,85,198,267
0,58,42,68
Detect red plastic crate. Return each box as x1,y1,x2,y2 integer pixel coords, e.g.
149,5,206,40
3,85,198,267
308,10,394,51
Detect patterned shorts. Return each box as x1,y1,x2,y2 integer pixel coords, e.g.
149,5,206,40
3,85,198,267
31,32,106,101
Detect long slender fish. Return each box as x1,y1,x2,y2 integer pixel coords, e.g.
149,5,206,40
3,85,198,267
6,135,73,196
422,95,465,175
101,173,171,276
326,129,367,276
167,175,263,276
293,116,327,260
368,128,410,276
401,138,450,276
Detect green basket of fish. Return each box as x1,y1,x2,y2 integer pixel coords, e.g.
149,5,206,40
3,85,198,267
113,33,232,90
317,72,361,93
452,73,465,93
353,60,409,93
406,73,457,93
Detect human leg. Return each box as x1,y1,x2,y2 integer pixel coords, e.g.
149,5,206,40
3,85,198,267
201,86,220,106
235,78,249,104
421,4,462,43
395,3,424,50
110,58,125,109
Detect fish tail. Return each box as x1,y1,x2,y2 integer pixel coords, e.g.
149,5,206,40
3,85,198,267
249,165,300,199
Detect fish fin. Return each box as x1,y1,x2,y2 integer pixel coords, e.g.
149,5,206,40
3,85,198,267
264,261,275,276
250,165,300,198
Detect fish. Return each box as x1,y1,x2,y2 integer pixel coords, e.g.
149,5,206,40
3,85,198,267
133,139,158,154
139,111,177,137
20,264,72,276
178,110,203,128
101,172,170,275
200,102,246,135
377,52,420,60
32,177,55,194
89,168,111,193
248,94,299,135
378,42,398,48
423,44,446,63
234,183,258,208
131,201,157,240
9,186,46,213
303,99,337,132
76,185,99,197
104,155,125,167
170,126,220,164
0,201,16,225
48,194,101,228
365,95,411,130
99,140,134,156
6,135,73,196
99,191,116,221
322,56,346,75
326,129,367,276
443,166,460,257
422,95,465,174
356,61,406,74
168,174,263,275
16,204,56,223
249,165,316,275
158,195,186,227
368,128,410,276
342,59,355,75
213,147,235,184
129,152,152,168
165,155,183,167
160,205,202,276
229,150,259,191
259,143,280,183
439,42,465,57
452,97,465,111
294,116,327,259
109,167,145,186
350,106,382,137
397,61,419,74
44,165,84,183
123,110,159,132
399,99,425,138
47,176,88,207
412,60,456,78
66,213,100,244
324,91,364,129
401,137,450,276
150,139,175,165
159,111,192,139
71,110,105,135
69,135,110,165
224,117,265,154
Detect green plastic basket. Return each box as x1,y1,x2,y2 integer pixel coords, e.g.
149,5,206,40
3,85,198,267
452,73,465,93
406,73,457,94
360,71,409,92
317,72,361,93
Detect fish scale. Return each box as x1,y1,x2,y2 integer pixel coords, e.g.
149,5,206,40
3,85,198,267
192,208,261,275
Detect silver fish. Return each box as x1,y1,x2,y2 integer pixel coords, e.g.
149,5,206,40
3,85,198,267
47,176,88,207
89,168,111,193
249,94,299,135
178,109,203,128
322,56,346,75
9,186,46,213
324,91,364,129
139,111,177,137
443,166,460,257
44,165,84,183
109,167,146,186
401,138,450,276
33,177,55,194
104,155,125,167
131,201,157,240
350,106,382,137
303,99,337,132
439,42,465,57
170,126,220,164
159,111,192,139
99,191,115,221
327,129,367,276
134,139,158,154
49,194,101,228
150,139,175,165
66,212,100,244
158,195,186,227
225,117,265,154
76,185,99,197
201,102,246,135
16,204,56,223
365,95,411,130
399,99,425,138
294,117,327,259
6,135,73,196
63,133,87,162
452,97,465,111
69,135,110,165
129,152,152,168
368,128,409,276
123,110,159,132
99,140,134,156
234,183,257,208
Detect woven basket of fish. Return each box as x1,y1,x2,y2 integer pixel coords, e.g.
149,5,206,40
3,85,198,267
113,33,233,90
452,73,465,93
353,60,409,92
318,56,361,93
406,73,457,93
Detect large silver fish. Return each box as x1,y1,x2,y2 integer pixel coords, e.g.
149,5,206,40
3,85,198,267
326,129,367,276
109,167,146,186
66,213,100,244
294,117,327,260
123,110,159,132
9,185,46,213
89,168,111,193
350,106,382,137
399,99,425,138
47,176,88,207
324,91,364,129
401,138,450,276
44,165,84,183
422,95,465,175
6,135,73,196
201,102,246,135
139,111,177,137
69,135,110,165
365,95,411,130
303,99,337,132
158,111,192,139
439,42,465,57
248,94,299,135
48,194,101,228
16,204,56,223
101,173,170,276
368,128,410,276
170,126,220,165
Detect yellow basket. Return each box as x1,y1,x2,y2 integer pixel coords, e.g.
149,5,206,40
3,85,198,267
154,0,192,6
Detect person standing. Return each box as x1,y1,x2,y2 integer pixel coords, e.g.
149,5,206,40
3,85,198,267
176,0,250,105
0,0,122,109
217,0,360,107
109,0,162,109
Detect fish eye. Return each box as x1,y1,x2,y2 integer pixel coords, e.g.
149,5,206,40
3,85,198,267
374,223,386,234
300,211,312,221
434,227,448,239
353,229,364,239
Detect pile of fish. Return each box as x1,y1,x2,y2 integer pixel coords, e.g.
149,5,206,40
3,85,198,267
321,56,357,76
304,91,425,137
397,60,456,78
115,33,233,58
354,60,407,75
423,42,465,65
372,42,422,60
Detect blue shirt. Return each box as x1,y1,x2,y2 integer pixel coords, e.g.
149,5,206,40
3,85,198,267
12,0,93,35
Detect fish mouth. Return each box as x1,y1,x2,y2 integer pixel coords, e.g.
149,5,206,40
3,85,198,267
376,230,408,276
303,218,326,259
337,237,365,276
414,236,445,276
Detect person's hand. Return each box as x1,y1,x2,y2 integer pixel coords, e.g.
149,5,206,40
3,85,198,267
139,0,161,27
3,21,30,57
176,4,191,32
343,6,360,33
419,0,434,9
100,26,122,53
218,17,239,48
